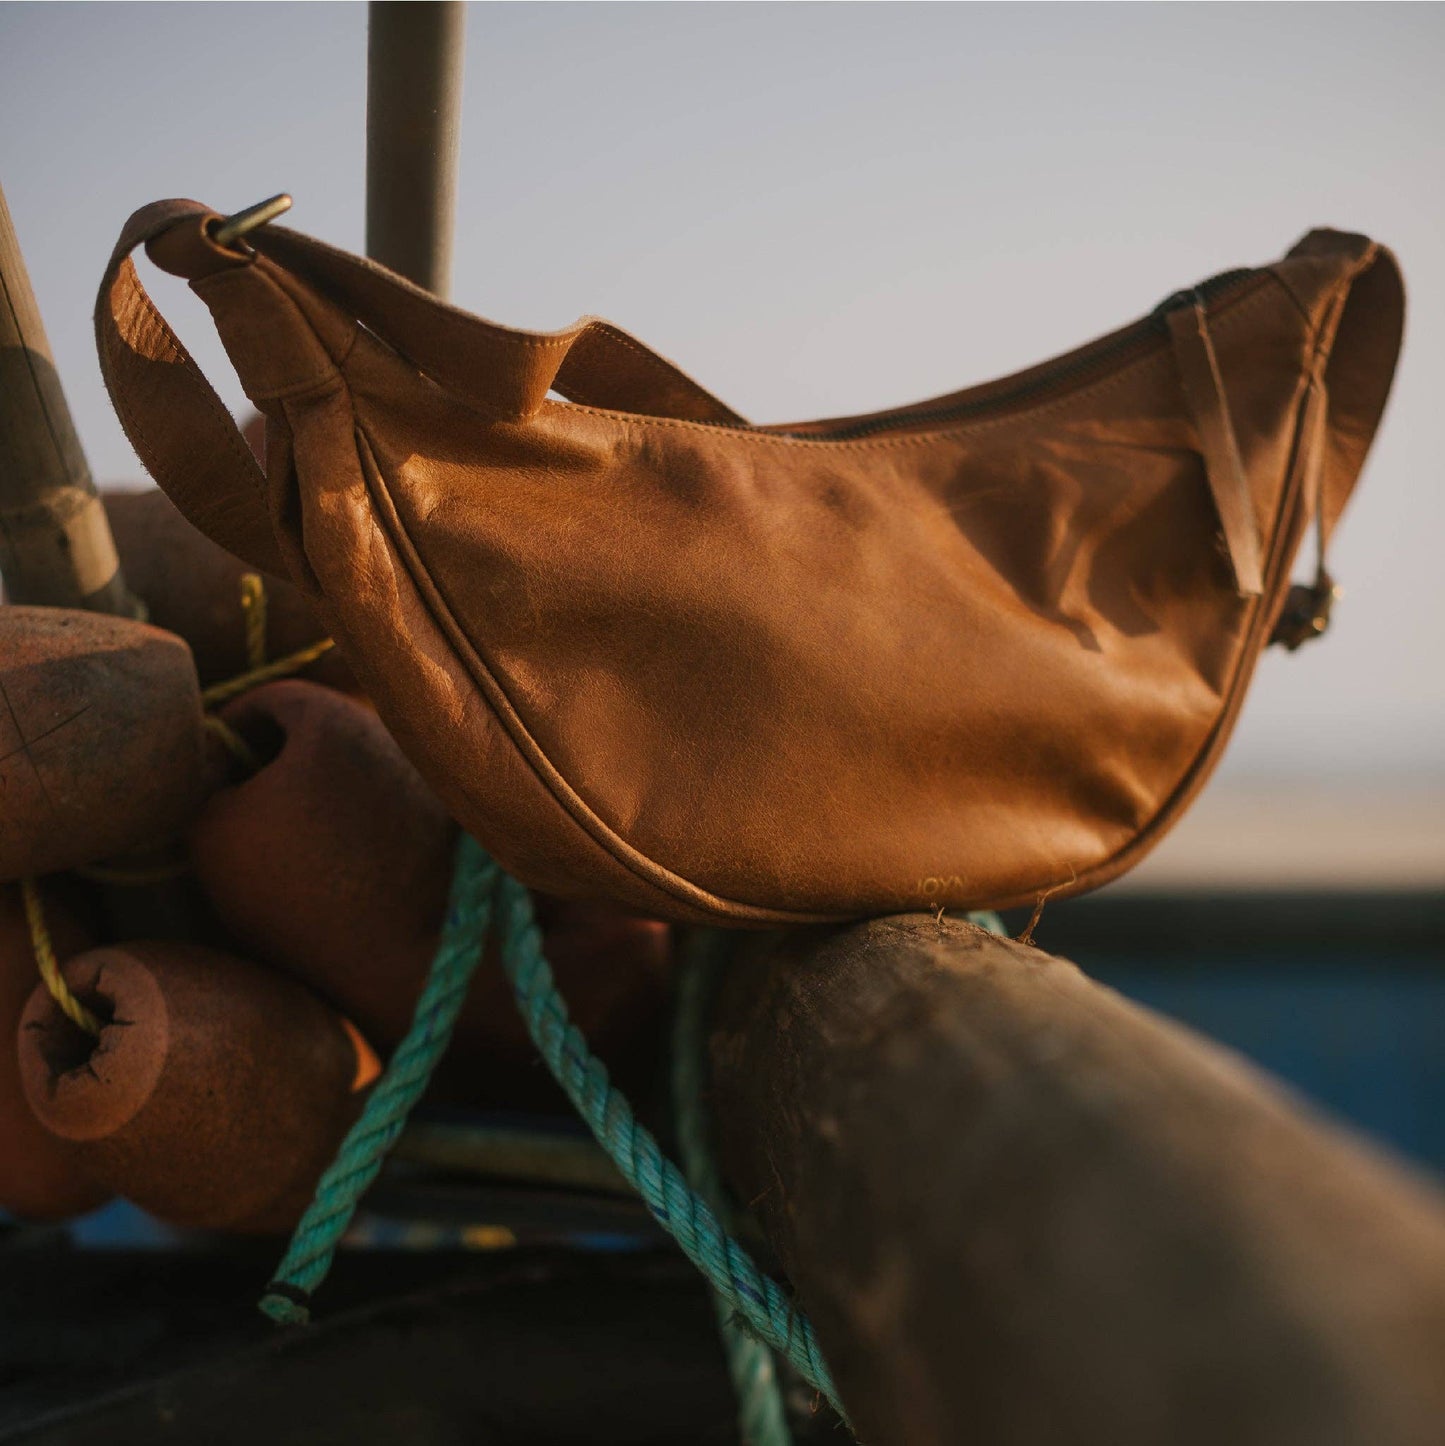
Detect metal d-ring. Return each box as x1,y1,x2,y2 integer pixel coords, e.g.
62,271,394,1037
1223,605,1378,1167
210,193,293,249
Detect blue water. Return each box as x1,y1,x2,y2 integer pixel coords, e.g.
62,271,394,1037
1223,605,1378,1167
1086,959,1445,1176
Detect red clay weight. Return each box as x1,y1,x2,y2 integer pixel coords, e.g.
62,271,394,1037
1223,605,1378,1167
17,941,379,1231
187,679,456,1054
188,680,673,1104
0,608,211,880
0,879,110,1220
104,488,357,695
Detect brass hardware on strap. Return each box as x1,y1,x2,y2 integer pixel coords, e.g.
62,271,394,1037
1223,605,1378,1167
1271,570,1341,650
210,194,293,249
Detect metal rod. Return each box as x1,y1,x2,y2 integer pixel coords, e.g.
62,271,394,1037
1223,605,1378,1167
0,180,137,613
211,193,293,249
365,1,465,298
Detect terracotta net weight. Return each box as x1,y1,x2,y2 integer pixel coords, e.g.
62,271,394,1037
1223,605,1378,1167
188,678,672,1107
18,940,378,1231
0,607,211,881
0,879,109,1219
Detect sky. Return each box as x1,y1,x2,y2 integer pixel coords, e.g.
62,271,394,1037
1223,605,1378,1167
1,2,1442,803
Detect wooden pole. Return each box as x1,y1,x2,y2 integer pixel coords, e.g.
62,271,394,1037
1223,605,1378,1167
365,1,465,298
708,916,1445,1446
0,181,135,614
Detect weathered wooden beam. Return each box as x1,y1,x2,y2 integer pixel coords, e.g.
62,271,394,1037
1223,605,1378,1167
708,915,1445,1446
0,181,135,614
365,1,465,298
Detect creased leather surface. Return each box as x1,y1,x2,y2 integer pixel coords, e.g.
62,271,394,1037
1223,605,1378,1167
95,206,1403,923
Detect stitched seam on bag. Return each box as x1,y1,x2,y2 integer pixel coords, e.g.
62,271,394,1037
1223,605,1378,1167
259,228,577,353
558,328,730,419
349,422,835,924
443,326,571,351
546,283,1284,451
557,379,605,408
587,322,738,417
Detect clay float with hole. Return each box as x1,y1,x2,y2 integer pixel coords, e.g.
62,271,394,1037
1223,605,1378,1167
188,679,457,1054
189,679,672,1104
17,940,378,1230
0,608,211,880
0,879,110,1219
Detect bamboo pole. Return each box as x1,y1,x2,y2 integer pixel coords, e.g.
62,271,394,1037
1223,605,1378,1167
708,916,1445,1446
365,1,466,299
0,181,135,614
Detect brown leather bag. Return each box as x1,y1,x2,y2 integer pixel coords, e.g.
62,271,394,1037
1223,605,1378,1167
97,201,1403,924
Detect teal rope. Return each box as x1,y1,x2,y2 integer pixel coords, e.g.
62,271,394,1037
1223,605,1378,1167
259,835,496,1323
490,868,845,1417
674,931,794,1446
265,839,1010,1425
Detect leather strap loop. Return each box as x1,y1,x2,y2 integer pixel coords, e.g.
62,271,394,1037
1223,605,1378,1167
1283,232,1404,558
96,200,287,576
1263,231,1404,647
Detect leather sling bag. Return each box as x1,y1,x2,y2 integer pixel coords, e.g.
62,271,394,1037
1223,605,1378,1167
96,201,1403,924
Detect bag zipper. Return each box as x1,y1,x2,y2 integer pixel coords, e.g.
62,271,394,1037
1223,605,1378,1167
767,267,1265,442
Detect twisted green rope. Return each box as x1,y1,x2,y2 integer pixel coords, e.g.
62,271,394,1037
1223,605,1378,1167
259,836,496,1323
265,836,1026,1427
262,823,1003,1429
490,868,844,1416
261,837,842,1407
674,931,794,1446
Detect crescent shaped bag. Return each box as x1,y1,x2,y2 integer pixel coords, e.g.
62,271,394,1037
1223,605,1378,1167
96,202,1403,924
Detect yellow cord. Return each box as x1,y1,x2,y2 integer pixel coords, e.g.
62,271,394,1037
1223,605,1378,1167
22,877,102,1037
199,570,336,708
205,714,264,774
239,571,268,671
201,637,335,708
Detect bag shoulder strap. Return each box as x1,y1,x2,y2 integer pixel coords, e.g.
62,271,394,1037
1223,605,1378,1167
96,199,287,575
96,200,748,574
251,222,747,427
1269,229,1404,553
1264,230,1405,648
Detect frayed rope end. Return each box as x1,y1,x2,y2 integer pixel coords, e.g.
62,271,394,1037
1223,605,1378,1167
259,1281,313,1326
